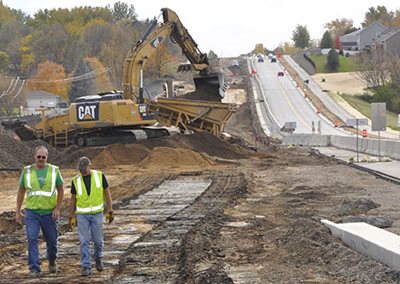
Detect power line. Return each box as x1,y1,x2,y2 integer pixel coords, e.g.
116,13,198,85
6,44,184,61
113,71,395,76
28,67,111,83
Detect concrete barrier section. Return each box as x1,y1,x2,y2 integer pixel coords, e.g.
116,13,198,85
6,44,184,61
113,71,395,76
283,134,400,161
321,219,400,270
282,134,330,146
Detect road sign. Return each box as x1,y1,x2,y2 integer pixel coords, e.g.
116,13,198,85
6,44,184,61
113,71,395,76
346,118,368,127
371,103,386,131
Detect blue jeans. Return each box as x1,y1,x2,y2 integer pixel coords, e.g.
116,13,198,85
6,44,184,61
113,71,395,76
25,209,58,273
77,212,104,269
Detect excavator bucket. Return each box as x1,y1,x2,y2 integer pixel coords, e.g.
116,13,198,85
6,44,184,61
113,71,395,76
180,72,228,102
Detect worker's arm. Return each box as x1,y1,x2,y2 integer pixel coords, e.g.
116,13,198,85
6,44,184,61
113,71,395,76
104,188,113,213
69,194,76,217
16,186,25,224
52,185,64,220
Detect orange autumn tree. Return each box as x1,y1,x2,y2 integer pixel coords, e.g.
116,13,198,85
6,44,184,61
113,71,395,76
85,57,113,93
27,61,69,99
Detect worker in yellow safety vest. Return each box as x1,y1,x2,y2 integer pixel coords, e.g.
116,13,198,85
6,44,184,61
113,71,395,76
69,156,113,276
16,145,64,276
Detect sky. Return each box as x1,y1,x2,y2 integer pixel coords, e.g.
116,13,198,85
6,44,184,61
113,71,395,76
2,0,400,57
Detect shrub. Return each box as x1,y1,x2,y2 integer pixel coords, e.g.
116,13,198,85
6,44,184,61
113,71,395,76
327,49,340,71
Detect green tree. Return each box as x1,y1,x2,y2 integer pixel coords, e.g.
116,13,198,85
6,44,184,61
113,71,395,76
68,59,97,102
326,49,339,71
0,51,9,73
292,25,310,49
362,6,394,27
0,1,15,26
320,31,333,49
82,20,113,57
112,2,137,22
30,23,68,65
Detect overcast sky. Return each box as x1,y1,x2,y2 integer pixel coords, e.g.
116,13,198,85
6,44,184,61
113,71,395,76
2,0,399,57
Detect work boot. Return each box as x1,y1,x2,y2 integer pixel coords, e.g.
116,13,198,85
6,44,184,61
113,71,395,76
49,260,57,273
28,270,41,277
95,258,104,272
81,268,91,276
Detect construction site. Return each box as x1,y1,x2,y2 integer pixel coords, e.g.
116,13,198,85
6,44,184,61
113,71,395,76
0,54,400,283
1,4,400,283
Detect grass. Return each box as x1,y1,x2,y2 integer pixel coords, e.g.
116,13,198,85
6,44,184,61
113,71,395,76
310,54,361,73
340,94,400,130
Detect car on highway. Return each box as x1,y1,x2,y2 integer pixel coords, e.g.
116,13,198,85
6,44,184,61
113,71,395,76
277,71,284,77
257,57,264,63
271,57,277,63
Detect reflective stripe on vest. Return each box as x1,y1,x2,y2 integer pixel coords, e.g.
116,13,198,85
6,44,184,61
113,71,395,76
76,170,100,196
26,165,56,197
76,204,104,213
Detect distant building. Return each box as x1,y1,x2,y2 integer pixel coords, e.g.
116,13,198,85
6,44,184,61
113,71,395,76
374,27,400,56
340,21,387,51
24,90,64,115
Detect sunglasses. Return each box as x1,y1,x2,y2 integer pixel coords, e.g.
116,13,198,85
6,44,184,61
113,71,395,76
36,155,47,160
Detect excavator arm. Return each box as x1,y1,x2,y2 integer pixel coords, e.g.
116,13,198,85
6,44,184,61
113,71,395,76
122,19,175,103
161,8,209,74
122,8,220,103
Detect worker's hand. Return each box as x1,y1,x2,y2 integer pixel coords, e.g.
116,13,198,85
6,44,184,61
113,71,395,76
69,216,76,230
105,210,114,223
16,210,24,225
52,207,61,220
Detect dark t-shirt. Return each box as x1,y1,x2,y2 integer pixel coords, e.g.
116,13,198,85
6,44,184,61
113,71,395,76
71,173,108,196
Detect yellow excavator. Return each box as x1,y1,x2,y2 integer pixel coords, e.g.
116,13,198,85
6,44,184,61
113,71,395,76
2,8,235,147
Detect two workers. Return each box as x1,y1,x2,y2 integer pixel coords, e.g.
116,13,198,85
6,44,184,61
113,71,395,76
16,145,114,277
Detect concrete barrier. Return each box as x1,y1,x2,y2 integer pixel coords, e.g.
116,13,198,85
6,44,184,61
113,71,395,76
321,219,400,270
283,134,400,160
282,134,330,146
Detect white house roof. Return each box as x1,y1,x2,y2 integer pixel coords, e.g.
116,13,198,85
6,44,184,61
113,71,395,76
26,90,60,100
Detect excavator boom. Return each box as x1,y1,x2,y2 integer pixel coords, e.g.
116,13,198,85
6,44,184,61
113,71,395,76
122,8,224,103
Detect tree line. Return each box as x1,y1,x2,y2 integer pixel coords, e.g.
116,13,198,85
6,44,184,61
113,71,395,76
0,1,184,111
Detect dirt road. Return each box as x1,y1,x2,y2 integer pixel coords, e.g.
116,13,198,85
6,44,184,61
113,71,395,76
1,57,400,283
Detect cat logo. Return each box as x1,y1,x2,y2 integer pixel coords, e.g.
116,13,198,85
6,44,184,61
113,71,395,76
77,103,99,121
150,36,163,48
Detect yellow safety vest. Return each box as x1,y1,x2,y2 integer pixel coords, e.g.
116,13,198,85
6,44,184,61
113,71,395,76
72,170,104,214
24,164,58,210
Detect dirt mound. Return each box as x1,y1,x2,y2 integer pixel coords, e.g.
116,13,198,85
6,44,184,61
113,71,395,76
138,147,215,169
0,134,58,170
56,143,151,169
92,144,150,168
137,132,253,160
54,145,103,169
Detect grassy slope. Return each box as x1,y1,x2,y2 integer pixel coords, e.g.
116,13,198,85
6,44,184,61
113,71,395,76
310,54,360,73
341,94,399,130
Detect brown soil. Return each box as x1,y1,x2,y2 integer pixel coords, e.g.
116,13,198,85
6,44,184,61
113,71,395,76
0,57,400,283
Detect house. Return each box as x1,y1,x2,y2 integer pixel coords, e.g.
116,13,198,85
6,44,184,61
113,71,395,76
23,90,65,115
26,90,62,108
340,21,387,51
374,27,400,56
